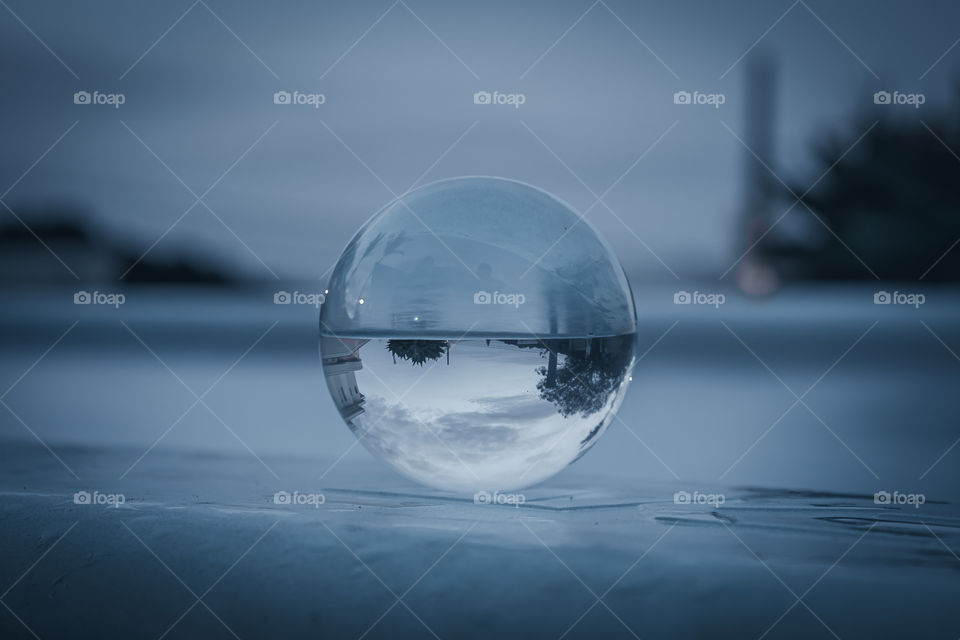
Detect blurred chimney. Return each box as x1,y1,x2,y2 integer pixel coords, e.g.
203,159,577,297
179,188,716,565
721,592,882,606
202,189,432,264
735,52,780,295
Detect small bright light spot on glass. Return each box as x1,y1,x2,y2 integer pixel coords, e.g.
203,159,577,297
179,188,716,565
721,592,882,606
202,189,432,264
320,177,637,493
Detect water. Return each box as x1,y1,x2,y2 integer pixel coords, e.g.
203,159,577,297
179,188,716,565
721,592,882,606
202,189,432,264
321,334,635,492
318,177,639,491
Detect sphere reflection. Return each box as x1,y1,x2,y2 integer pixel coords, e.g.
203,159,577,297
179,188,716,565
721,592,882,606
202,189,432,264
320,177,636,492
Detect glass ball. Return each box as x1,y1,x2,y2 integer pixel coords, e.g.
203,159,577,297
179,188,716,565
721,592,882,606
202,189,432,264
320,177,636,493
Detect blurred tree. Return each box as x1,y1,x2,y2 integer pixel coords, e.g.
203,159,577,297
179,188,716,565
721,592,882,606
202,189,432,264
387,339,448,365
534,336,633,418
759,96,960,281
0,211,235,285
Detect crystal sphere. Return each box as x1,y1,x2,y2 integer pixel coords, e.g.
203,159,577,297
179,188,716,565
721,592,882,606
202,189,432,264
320,177,636,493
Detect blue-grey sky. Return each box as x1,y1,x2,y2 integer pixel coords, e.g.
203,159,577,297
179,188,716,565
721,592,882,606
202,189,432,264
2,0,959,282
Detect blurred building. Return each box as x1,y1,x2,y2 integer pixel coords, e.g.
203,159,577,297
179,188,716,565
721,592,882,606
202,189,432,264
320,337,367,423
